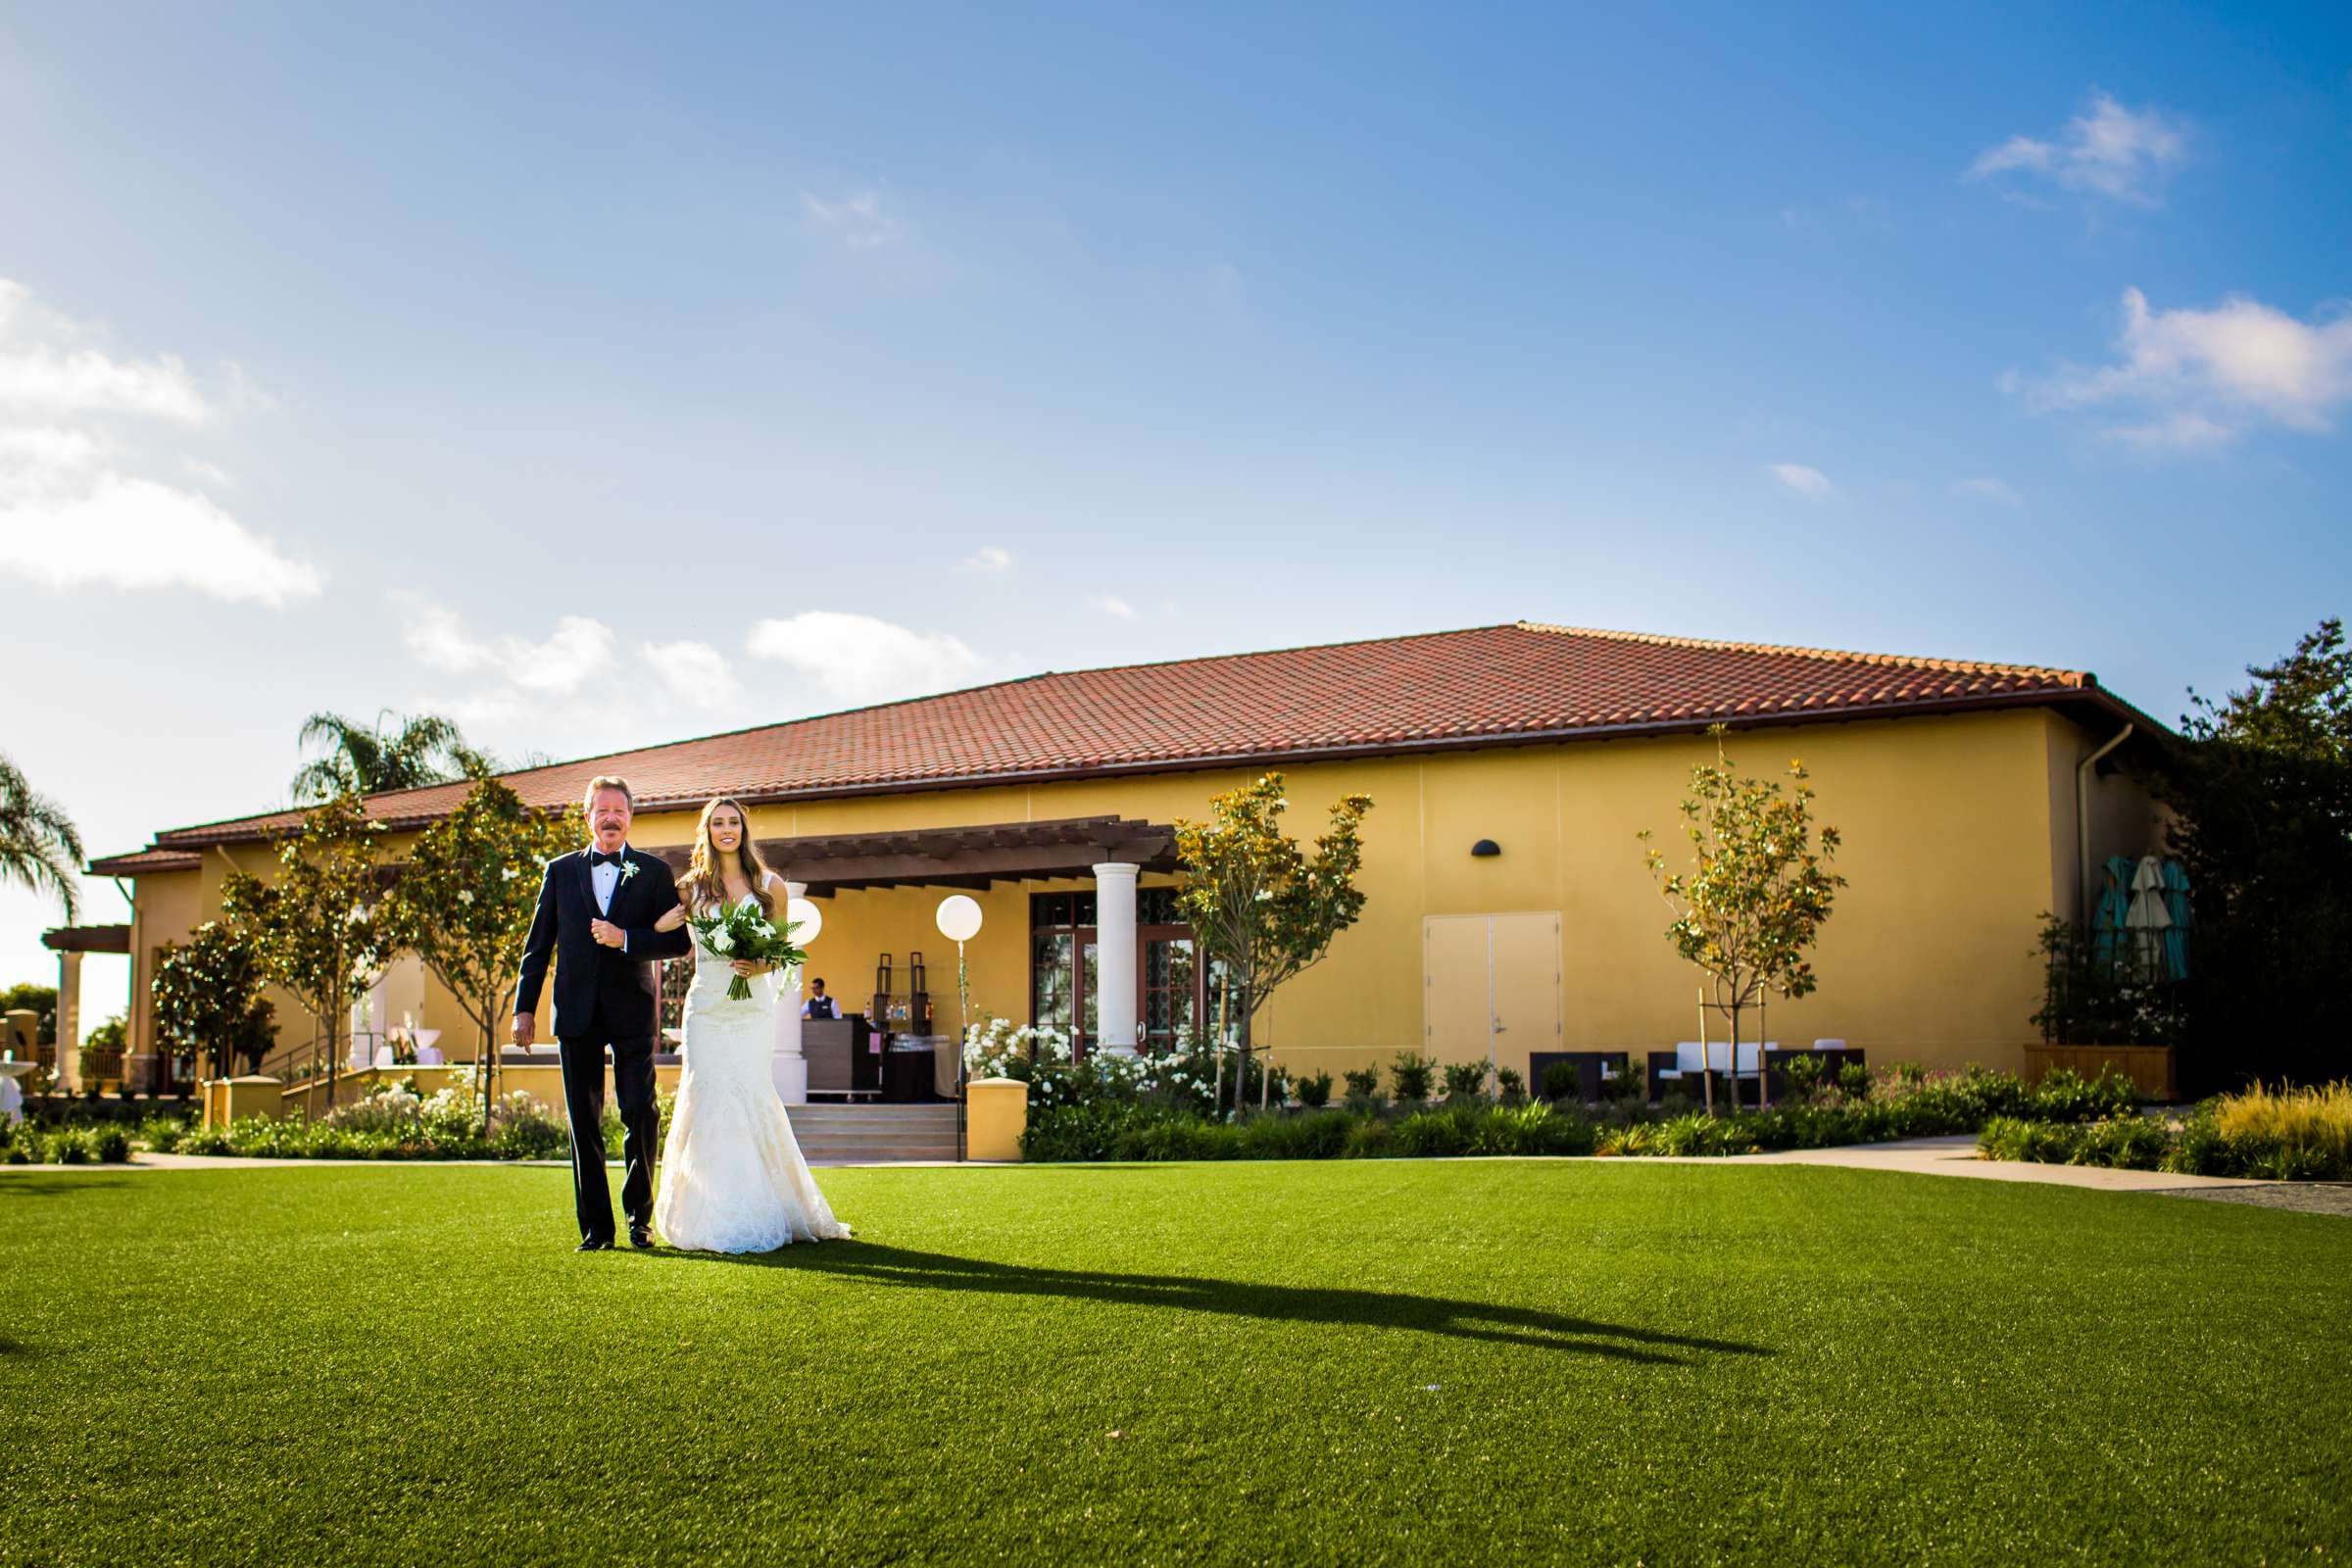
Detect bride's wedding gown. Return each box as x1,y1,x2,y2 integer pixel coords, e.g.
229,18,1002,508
654,881,850,1252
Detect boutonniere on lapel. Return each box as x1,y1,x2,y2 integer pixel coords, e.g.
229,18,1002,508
619,858,641,882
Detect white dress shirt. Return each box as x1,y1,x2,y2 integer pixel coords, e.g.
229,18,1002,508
590,845,629,949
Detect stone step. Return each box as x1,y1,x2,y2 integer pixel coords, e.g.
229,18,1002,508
784,1103,961,1163
794,1130,957,1141
793,1127,959,1143
790,1112,956,1126
800,1145,962,1162
789,1112,957,1128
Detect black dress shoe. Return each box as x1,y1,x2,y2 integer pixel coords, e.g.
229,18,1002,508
629,1226,656,1250
576,1238,613,1252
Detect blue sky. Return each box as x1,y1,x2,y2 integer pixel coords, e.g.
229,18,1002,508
2,1,2348,1014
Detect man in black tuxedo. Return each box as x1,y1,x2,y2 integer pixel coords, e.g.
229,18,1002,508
514,776,692,1251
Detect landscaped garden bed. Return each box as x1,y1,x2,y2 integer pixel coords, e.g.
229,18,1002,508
1014,1054,2144,1162
1979,1080,2352,1181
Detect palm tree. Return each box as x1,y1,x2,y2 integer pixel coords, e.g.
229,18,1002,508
290,711,497,804
0,752,86,921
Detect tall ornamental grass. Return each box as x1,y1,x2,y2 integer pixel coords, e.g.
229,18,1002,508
1979,1080,2352,1181
2212,1081,2352,1166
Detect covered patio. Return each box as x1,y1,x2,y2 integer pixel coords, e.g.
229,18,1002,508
650,814,1186,1104
32,923,131,1093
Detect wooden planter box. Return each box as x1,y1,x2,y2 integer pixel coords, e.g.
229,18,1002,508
2025,1044,2176,1101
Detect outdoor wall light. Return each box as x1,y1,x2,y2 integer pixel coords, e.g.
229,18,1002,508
1470,839,1501,858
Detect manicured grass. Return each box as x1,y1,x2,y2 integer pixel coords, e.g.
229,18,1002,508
2,1161,2344,1566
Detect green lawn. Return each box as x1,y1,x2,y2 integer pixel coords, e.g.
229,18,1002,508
2,1161,2344,1566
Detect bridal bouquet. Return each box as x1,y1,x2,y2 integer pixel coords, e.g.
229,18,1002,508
686,904,808,1001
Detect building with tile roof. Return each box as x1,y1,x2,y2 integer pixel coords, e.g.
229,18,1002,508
75,621,2169,1115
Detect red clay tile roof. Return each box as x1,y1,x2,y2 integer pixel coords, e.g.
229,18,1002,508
110,620,2147,856
85,848,204,877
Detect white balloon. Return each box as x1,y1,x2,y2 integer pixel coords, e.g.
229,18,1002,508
935,894,983,942
787,896,823,944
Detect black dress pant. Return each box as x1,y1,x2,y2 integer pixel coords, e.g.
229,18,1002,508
558,1035,660,1244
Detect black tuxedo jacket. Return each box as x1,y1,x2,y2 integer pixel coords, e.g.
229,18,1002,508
514,847,694,1042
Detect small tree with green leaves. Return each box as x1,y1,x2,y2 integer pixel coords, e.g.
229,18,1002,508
1174,773,1372,1117
1641,725,1846,1115
221,794,390,1113
152,920,278,1080
378,780,576,1133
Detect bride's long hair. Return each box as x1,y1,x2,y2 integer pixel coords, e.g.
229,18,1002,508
678,797,776,917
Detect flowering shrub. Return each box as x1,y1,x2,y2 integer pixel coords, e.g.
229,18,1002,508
961,1017,1073,1081
1025,1051,1226,1113
962,1017,1279,1113
163,1068,575,1160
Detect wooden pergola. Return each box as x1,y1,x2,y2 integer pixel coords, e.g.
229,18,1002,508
36,924,132,1093
650,815,1179,897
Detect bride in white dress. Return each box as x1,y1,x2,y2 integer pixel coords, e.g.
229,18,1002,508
650,797,850,1252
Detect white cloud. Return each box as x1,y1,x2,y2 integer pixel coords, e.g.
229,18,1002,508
803,189,905,251
2102,411,2239,455
954,545,1013,574
1088,593,1140,621
0,278,311,605
0,279,213,424
1967,91,2188,208
0,469,320,606
2009,287,2352,452
1955,476,2025,507
0,424,104,469
1765,463,1836,500
642,639,739,710
745,612,982,705
183,457,232,486
397,598,615,695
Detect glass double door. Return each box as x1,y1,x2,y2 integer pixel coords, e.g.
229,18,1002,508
1031,923,1202,1054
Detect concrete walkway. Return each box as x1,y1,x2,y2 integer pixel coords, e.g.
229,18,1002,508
0,1137,2301,1198
1659,1134,2269,1191
4,1152,963,1172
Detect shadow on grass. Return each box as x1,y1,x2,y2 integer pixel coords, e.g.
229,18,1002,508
658,1240,1769,1365
0,1176,129,1196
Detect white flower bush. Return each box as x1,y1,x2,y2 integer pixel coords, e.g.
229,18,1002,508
962,1017,1072,1079
328,1078,424,1133
959,1016,1284,1116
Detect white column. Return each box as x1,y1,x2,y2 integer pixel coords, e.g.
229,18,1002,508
1093,861,1140,1056
772,879,809,1105
54,950,82,1093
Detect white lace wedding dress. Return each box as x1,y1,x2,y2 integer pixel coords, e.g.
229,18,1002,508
654,880,851,1252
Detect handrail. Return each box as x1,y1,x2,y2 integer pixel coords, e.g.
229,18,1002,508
252,1029,326,1085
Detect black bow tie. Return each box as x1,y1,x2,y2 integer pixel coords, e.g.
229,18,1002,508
589,851,624,867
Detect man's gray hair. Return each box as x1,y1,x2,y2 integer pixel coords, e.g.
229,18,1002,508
581,775,634,816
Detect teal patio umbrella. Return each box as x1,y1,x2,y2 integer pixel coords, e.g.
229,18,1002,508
2092,855,2134,965
2160,859,2191,979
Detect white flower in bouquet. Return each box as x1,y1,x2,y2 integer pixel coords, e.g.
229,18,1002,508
710,927,735,954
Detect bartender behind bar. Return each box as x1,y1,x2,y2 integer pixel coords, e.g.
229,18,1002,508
802,977,841,1020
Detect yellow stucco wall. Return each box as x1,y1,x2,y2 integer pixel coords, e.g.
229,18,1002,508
129,706,2171,1083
